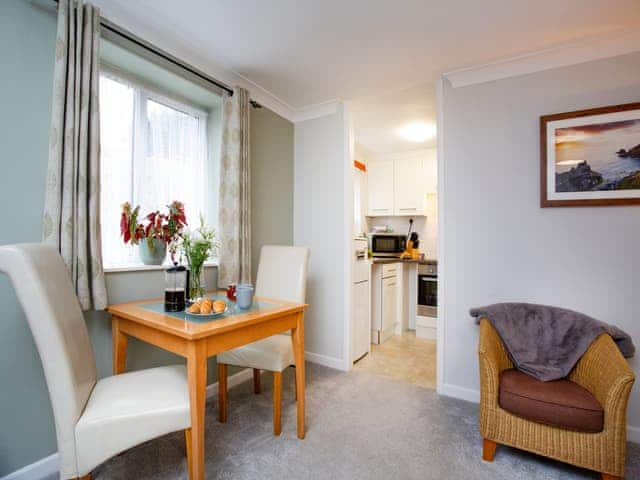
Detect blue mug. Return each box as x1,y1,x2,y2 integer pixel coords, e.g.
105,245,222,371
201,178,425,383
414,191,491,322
236,284,254,309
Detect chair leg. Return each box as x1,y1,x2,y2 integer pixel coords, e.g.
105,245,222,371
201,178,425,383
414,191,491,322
273,371,282,436
253,368,261,394
218,363,228,423
482,438,497,461
184,428,193,479
601,475,621,480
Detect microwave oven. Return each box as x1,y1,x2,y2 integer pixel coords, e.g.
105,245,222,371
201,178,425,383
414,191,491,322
370,233,407,257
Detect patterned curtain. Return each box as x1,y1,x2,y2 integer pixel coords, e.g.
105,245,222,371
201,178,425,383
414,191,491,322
218,87,251,287
42,0,107,311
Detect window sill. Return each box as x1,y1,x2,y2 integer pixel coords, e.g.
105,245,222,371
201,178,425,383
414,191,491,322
104,261,219,274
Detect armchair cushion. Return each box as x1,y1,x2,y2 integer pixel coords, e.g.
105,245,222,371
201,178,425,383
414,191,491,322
499,369,603,433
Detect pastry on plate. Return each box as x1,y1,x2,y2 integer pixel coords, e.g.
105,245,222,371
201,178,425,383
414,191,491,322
200,302,212,314
213,300,226,314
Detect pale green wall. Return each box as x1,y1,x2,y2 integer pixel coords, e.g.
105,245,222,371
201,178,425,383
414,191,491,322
250,107,295,281
0,1,294,475
0,1,59,474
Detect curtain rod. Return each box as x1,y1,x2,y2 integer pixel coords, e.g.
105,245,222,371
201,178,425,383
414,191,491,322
51,0,264,108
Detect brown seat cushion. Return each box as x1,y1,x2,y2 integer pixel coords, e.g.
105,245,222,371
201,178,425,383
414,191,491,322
499,369,604,433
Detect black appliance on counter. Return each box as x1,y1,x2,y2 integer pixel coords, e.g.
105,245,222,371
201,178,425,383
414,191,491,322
370,233,407,257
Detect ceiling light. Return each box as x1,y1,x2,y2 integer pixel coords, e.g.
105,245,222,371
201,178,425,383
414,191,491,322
399,122,437,143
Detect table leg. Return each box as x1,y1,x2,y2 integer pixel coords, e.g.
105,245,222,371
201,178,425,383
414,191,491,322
184,429,193,479
291,312,306,439
186,340,207,480
112,316,128,375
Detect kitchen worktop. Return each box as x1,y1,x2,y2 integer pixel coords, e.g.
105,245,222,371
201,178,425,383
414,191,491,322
371,257,437,265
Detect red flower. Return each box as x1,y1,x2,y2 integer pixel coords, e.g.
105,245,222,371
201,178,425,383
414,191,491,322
119,201,188,247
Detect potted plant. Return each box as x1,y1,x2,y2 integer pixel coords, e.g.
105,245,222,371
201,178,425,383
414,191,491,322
180,216,218,299
120,201,187,265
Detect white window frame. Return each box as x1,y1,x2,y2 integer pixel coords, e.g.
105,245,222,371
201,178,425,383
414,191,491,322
99,64,216,272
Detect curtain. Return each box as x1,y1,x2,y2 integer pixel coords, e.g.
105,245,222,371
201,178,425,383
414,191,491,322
218,87,251,287
42,0,107,311
140,97,208,224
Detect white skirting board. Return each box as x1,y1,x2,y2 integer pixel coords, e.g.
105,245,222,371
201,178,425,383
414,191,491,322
1,452,59,480
628,425,640,445
205,367,253,398
439,384,640,444
304,351,346,371
2,353,342,480
439,383,481,403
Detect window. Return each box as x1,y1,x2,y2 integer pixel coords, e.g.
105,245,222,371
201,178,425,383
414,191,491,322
99,69,211,268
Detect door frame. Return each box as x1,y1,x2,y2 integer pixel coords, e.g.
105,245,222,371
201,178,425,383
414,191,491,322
435,77,445,394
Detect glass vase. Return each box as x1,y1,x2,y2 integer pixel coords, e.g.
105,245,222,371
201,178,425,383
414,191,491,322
189,263,205,300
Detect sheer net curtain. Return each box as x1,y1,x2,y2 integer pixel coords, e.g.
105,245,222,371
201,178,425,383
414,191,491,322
100,75,134,268
140,99,208,229
99,71,209,268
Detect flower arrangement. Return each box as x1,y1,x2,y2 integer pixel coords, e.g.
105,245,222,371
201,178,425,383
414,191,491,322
120,201,187,262
180,216,218,299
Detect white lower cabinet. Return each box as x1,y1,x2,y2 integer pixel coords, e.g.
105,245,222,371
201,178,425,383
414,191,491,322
416,315,437,340
351,279,371,362
382,277,397,334
371,263,399,344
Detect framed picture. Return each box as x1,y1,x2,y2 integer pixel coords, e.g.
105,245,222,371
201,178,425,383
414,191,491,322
540,102,640,207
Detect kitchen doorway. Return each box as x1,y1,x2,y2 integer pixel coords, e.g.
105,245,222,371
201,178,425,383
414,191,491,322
347,84,439,391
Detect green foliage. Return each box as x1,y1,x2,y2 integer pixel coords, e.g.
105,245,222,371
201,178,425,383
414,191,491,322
181,216,218,298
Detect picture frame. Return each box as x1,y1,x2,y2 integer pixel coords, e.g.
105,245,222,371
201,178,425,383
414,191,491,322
540,102,640,207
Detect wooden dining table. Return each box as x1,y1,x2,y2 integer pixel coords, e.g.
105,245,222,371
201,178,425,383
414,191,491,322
107,292,308,480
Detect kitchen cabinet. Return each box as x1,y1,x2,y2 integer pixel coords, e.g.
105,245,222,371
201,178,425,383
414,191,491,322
351,239,371,363
371,263,399,344
366,152,428,217
366,160,394,216
352,280,370,361
381,277,397,334
394,154,426,216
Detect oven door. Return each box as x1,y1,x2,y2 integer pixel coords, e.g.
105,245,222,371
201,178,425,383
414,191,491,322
418,274,437,317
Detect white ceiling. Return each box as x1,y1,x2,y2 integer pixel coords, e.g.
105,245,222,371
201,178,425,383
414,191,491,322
92,0,640,152
351,83,437,153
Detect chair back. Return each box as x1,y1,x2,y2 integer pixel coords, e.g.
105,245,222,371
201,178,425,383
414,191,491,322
255,245,310,303
0,244,97,476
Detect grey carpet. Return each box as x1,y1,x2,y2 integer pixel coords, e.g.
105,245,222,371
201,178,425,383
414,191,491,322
91,363,640,479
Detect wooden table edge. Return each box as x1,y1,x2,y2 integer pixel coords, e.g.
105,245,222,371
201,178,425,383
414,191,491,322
106,293,308,340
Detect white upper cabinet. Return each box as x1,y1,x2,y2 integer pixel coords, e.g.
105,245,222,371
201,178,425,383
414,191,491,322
367,160,394,216
367,150,432,217
393,153,426,216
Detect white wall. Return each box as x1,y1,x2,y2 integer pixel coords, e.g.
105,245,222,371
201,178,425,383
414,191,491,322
440,52,640,437
294,105,348,368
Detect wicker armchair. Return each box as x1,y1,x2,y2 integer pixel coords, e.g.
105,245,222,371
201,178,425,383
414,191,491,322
478,318,635,480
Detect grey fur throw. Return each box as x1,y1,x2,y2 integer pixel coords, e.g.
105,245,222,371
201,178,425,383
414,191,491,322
470,302,635,381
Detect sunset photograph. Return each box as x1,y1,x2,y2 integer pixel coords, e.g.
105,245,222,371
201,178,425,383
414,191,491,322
554,118,640,192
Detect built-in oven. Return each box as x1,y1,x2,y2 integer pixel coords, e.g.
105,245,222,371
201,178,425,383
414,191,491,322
370,233,407,257
418,263,437,317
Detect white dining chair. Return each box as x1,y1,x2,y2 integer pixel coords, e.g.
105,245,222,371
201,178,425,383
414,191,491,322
217,245,310,435
0,244,192,480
